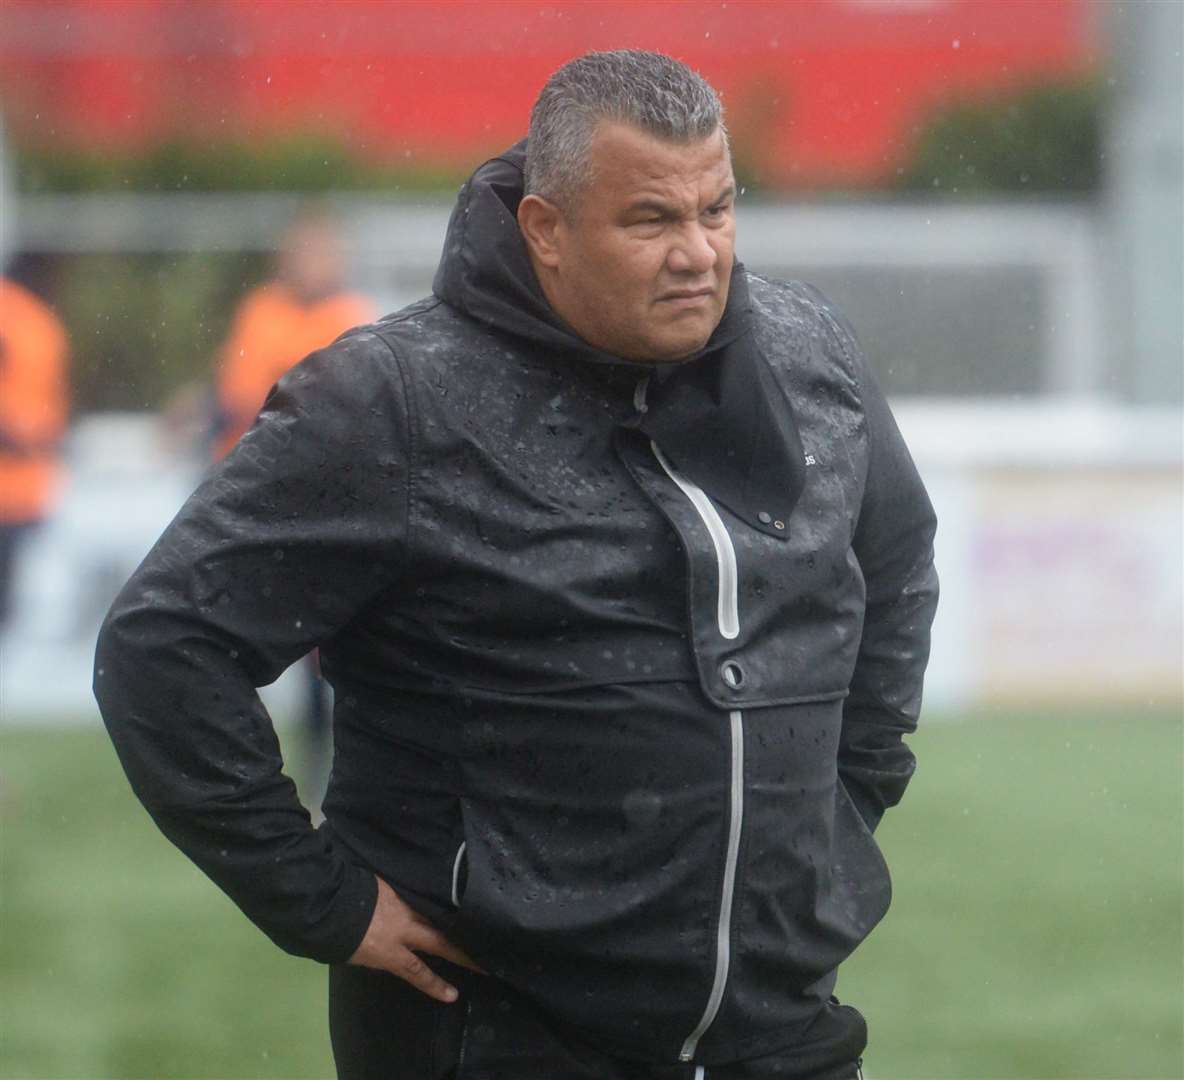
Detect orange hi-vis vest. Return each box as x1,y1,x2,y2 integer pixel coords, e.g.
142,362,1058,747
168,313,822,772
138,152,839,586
214,282,373,460
0,279,69,524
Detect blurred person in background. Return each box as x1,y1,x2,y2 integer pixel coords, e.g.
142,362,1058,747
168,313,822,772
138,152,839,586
213,204,373,461
95,51,937,1080
0,254,68,632
213,205,374,804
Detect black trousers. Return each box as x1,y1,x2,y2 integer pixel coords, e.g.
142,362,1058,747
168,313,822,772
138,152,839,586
329,962,865,1080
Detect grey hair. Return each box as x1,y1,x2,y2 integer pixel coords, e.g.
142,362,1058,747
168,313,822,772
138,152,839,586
524,50,726,211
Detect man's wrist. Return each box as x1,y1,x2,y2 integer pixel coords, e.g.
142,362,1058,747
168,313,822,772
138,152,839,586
308,861,380,964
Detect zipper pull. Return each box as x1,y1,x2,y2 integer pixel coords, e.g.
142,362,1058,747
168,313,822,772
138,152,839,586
633,375,650,414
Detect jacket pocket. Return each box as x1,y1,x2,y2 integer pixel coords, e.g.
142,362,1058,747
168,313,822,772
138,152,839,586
433,806,469,929
832,777,892,932
450,840,468,909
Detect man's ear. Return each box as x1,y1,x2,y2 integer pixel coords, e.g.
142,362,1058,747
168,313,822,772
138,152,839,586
517,194,564,269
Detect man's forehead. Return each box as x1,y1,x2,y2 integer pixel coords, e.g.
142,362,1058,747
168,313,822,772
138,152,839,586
587,121,733,196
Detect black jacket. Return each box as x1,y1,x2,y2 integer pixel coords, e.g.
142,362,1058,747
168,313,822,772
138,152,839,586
94,145,938,1067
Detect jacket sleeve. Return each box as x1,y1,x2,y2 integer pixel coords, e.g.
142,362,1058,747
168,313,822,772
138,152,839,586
94,330,411,962
834,320,939,833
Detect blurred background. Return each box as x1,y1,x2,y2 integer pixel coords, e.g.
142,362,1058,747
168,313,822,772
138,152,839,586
0,1,1180,1077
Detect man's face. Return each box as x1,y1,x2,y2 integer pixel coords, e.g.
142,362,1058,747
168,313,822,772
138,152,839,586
540,122,736,363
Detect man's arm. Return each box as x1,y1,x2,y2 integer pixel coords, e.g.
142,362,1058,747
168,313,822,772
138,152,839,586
95,334,413,966
839,330,939,833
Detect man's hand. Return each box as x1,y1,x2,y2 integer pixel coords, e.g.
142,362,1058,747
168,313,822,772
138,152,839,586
348,876,483,1003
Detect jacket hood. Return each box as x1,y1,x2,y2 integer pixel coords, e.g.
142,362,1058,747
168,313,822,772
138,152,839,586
433,141,806,537
432,140,752,366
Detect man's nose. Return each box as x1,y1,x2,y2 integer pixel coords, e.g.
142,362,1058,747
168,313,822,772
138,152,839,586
666,223,718,275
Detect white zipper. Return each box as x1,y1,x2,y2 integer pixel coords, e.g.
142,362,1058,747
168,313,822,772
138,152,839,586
650,440,744,1063
649,444,739,641
678,707,744,1061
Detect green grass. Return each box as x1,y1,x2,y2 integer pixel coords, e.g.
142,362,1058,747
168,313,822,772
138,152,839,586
2,722,334,1080
2,707,1181,1079
843,707,1184,1080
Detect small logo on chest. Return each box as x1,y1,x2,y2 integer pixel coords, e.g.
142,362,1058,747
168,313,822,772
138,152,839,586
804,453,817,466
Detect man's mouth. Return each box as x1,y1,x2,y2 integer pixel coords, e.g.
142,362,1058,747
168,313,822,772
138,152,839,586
656,286,715,306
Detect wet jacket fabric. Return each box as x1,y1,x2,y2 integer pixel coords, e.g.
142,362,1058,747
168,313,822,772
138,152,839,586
95,144,938,1068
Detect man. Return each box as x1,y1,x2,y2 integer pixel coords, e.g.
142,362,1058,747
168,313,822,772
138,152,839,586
0,259,69,630
95,50,937,1080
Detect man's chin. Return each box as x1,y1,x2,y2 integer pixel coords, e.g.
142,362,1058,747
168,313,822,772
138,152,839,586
652,330,716,363
626,319,717,363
